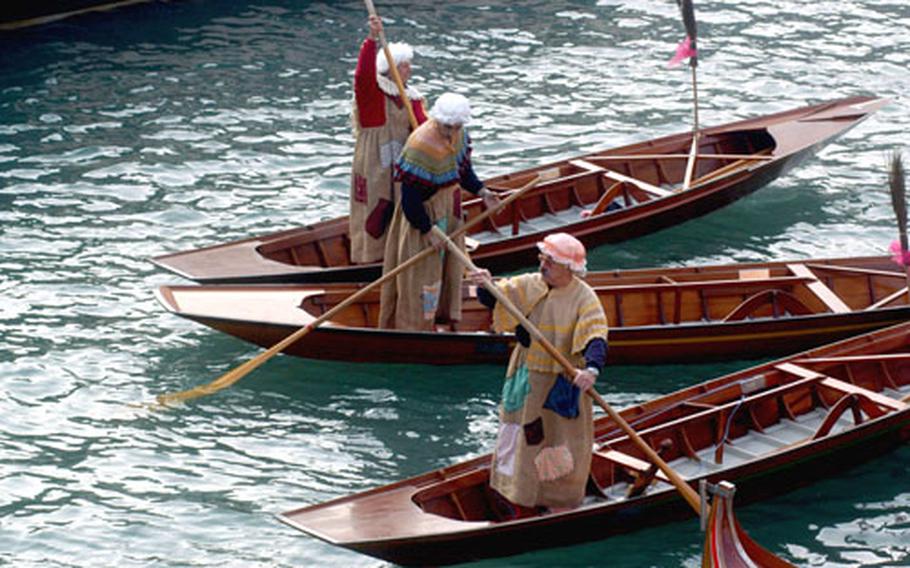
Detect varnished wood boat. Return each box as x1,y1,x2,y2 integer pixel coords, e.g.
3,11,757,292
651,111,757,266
151,95,888,284
278,321,910,565
155,255,910,365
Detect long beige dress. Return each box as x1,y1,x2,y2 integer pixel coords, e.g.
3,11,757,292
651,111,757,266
378,121,478,330
487,273,609,509
348,37,426,264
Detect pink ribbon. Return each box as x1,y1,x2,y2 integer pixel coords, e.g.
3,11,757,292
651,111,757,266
890,239,910,266
668,36,697,68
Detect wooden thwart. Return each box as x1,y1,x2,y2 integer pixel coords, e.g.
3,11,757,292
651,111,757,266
786,263,851,313
603,170,673,198
775,362,907,411
689,149,773,188
596,449,670,482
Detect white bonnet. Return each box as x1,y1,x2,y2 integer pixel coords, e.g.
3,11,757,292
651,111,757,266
376,42,414,74
429,92,471,126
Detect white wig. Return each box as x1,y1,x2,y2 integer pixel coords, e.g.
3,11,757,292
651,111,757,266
429,92,471,126
376,42,414,75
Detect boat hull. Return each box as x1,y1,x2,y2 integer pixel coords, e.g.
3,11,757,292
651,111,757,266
179,306,910,366
278,322,910,565
330,421,909,566
151,96,889,284
156,255,910,365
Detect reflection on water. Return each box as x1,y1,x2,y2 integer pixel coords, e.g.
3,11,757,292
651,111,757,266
1,0,909,566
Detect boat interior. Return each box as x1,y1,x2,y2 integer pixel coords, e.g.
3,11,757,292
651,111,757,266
409,327,910,523
258,128,776,270
296,258,908,332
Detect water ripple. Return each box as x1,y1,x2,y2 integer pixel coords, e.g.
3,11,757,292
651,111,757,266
0,1,908,566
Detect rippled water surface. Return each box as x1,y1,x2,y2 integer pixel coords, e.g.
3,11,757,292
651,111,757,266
1,1,909,566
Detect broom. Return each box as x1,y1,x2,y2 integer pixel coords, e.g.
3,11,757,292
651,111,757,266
888,151,910,300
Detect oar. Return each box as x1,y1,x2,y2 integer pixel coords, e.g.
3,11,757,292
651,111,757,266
678,0,700,191
154,175,542,406
431,225,701,512
363,0,418,130
887,152,910,301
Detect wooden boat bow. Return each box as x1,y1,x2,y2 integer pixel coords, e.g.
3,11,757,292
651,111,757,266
701,481,795,568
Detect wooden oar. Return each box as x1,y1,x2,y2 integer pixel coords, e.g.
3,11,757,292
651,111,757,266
154,175,542,405
432,225,701,512
363,0,418,130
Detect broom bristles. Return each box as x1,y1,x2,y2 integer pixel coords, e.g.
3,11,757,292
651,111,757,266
676,0,698,68
890,151,907,250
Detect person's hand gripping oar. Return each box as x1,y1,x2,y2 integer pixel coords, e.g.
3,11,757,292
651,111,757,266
152,174,545,406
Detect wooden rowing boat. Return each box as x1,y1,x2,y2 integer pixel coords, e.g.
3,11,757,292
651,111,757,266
155,255,910,365
151,95,888,284
278,321,910,565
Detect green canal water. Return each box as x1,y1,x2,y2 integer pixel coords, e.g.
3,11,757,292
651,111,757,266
1,1,909,566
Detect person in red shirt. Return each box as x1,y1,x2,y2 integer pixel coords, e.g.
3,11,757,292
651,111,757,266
349,15,428,264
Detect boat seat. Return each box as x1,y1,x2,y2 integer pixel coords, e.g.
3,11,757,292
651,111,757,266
569,159,604,173
739,268,770,280
593,449,670,483
786,263,851,313
775,362,908,412
600,169,673,198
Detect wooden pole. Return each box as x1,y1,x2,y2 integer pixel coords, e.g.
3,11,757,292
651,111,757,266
679,0,700,191
363,0,418,130
682,67,700,190
433,226,702,513
153,175,542,405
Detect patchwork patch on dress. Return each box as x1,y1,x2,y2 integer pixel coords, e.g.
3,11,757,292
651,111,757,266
501,364,530,413
494,422,521,476
543,374,581,419
523,417,543,446
421,281,441,320
353,174,368,203
534,445,574,482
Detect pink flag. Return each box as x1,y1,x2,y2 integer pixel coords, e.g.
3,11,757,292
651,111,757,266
890,239,910,266
668,36,697,68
